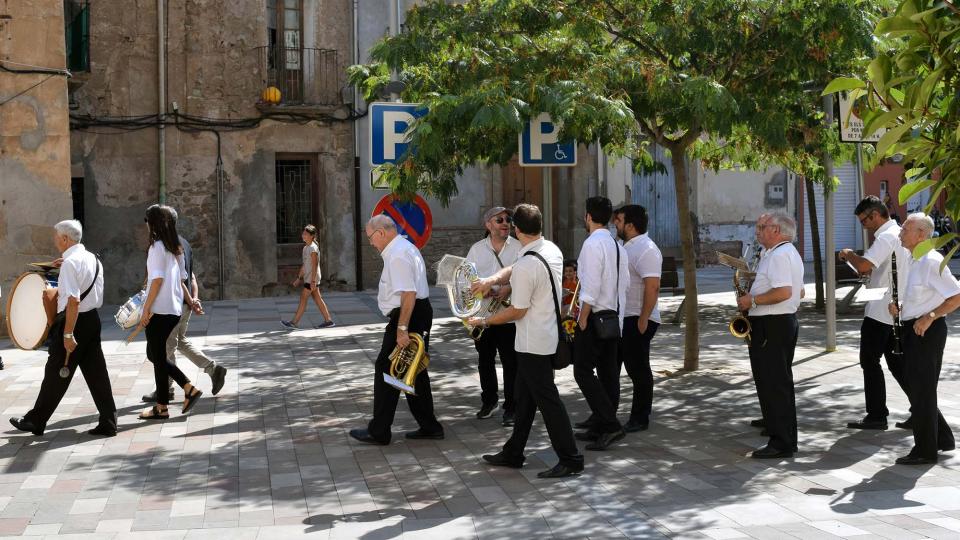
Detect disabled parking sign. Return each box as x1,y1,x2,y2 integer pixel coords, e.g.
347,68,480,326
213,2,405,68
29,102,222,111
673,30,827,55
519,112,577,167
372,194,433,249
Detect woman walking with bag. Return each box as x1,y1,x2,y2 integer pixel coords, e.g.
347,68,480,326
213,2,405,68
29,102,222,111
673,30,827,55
138,205,203,420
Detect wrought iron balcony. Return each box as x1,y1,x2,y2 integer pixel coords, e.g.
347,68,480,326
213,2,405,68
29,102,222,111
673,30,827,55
255,46,341,107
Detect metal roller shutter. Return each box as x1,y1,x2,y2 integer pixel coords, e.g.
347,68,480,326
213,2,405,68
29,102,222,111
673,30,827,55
802,163,863,262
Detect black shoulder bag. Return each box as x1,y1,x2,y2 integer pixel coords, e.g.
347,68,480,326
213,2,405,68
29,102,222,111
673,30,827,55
524,250,574,370
588,238,621,340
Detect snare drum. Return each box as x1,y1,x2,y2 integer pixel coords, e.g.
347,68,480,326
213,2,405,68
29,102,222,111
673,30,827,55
5,272,55,350
114,289,147,330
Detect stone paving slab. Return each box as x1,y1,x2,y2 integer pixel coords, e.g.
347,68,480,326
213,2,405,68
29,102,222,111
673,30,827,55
0,267,959,538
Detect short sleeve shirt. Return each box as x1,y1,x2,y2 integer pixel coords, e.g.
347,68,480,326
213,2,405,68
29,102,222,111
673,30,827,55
749,241,804,316
510,238,563,355
146,240,188,316
623,233,662,322
901,250,960,320
861,220,910,325
302,242,321,282
57,243,103,313
377,235,430,316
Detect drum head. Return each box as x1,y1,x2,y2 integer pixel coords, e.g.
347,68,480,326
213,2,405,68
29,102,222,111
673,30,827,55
5,273,50,350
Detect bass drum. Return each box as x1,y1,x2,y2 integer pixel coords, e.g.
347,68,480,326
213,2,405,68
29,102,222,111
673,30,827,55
5,273,52,350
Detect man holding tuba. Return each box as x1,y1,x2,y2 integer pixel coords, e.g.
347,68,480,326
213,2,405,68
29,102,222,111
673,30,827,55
838,196,911,431
465,207,521,426
736,213,803,459
350,215,444,445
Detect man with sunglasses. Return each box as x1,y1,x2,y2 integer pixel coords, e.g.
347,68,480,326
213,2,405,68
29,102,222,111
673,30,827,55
465,207,521,426
838,196,912,431
349,214,444,445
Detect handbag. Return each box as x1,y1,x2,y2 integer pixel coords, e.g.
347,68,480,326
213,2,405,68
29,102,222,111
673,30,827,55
524,250,573,370
589,237,621,340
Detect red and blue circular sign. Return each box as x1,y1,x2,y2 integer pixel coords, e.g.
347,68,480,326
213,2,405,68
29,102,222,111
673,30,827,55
372,194,433,249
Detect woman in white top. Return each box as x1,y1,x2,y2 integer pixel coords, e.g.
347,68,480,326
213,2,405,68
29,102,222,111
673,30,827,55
138,205,203,419
281,224,334,329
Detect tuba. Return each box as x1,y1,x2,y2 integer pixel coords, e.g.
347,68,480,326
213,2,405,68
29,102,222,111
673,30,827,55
384,332,429,395
465,293,511,341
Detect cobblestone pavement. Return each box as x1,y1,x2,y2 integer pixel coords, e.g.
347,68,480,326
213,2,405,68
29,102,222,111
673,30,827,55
1,269,960,539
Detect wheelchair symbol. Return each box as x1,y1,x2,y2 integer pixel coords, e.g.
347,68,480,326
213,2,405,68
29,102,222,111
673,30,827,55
554,144,568,161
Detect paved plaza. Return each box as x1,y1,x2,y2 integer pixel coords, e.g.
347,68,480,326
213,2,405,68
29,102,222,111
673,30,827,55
2,268,960,539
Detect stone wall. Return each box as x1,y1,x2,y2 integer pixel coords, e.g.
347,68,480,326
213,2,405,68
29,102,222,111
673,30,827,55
0,0,73,332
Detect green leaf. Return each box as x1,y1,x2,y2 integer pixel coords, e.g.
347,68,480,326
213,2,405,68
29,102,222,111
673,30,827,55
868,56,891,92
876,121,914,156
898,179,936,206
876,16,918,35
822,77,866,96
913,234,955,260
940,242,960,274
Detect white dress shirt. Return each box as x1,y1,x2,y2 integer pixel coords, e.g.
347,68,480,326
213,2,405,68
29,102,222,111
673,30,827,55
861,219,910,325
510,237,563,355
749,241,804,316
57,243,103,313
146,240,188,316
623,233,662,323
577,228,629,323
377,235,430,316
901,249,960,320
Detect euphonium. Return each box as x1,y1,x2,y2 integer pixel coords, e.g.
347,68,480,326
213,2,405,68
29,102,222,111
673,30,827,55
465,293,511,341
384,332,429,395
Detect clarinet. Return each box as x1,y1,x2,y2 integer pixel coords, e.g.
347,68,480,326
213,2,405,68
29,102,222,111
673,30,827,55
891,251,903,355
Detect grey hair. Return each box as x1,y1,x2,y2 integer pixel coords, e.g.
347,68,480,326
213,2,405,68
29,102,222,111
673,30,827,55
367,214,397,231
905,212,935,238
54,220,83,242
768,212,797,241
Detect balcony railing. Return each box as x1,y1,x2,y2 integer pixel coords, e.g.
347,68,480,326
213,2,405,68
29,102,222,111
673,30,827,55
256,46,341,106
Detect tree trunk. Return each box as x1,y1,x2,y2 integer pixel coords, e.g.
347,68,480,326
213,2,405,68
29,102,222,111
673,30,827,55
804,177,825,309
668,144,700,371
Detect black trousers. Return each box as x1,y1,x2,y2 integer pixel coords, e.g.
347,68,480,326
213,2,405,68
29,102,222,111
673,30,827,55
748,314,799,452
503,352,584,468
573,321,622,433
617,317,659,424
475,323,517,412
368,299,442,442
902,318,954,459
24,310,116,430
859,317,909,419
146,313,190,405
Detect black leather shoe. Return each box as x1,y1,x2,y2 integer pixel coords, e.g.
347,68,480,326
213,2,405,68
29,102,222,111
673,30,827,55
896,454,936,465
142,390,175,403
501,411,515,427
482,452,524,469
537,463,583,478
210,365,227,396
750,419,765,428
350,428,389,446
847,417,888,430
586,429,625,451
751,446,793,459
939,442,955,452
88,425,117,437
760,429,769,437
574,418,596,430
574,430,600,442
895,417,914,430
624,420,649,433
405,429,444,440
476,403,497,419
9,417,43,436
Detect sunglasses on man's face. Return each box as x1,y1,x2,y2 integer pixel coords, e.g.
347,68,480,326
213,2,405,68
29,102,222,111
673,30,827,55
493,216,512,225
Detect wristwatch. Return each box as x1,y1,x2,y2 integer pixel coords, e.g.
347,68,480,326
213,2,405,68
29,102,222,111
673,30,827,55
750,297,758,310
928,311,937,319
398,324,408,332
63,333,74,339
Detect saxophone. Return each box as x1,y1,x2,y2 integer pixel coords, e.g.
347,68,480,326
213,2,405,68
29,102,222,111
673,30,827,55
384,332,429,395
729,245,762,342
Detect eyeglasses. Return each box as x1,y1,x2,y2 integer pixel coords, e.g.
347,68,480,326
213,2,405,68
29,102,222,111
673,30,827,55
757,223,777,231
858,211,876,225
366,229,383,241
493,216,513,225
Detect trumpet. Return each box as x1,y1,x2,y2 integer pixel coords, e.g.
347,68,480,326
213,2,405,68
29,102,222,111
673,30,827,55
562,280,580,337
384,332,429,395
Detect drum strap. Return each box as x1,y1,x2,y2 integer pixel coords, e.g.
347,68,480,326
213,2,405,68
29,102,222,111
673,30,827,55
78,255,101,303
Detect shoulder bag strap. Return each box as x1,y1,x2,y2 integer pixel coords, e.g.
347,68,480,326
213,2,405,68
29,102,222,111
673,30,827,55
611,236,620,314
492,248,506,269
79,254,101,302
524,250,564,336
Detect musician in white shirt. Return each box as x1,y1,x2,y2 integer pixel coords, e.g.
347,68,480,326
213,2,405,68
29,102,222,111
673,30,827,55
572,197,629,451
11,220,117,437
889,213,960,465
468,204,584,478
350,215,444,445
736,212,803,459
838,196,911,430
613,204,661,433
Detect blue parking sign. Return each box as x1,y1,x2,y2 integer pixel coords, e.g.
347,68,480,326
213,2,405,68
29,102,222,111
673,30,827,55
370,102,428,166
519,113,577,167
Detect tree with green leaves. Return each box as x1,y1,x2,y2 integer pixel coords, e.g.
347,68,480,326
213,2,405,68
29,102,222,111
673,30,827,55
827,0,960,263
351,0,876,370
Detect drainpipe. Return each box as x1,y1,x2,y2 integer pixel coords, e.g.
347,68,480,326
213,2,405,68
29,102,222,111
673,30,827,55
352,0,363,290
157,0,166,203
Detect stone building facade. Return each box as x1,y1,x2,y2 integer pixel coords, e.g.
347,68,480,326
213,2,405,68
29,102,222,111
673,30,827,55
0,0,73,323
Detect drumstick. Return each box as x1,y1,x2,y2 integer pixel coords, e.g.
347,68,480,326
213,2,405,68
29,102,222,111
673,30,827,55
58,350,73,379
126,325,143,343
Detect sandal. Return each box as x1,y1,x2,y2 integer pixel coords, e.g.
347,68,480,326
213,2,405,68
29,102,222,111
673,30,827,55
183,386,203,414
138,405,169,420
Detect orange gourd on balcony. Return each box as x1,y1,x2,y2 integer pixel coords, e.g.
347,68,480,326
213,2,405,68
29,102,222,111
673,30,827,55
261,86,281,104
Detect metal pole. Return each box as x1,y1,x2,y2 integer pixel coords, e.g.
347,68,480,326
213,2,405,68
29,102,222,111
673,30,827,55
542,168,553,240
823,94,837,352
157,0,166,204
855,142,868,249
389,0,399,102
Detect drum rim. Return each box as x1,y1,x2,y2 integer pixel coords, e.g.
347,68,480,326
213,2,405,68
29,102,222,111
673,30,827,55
5,272,51,351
